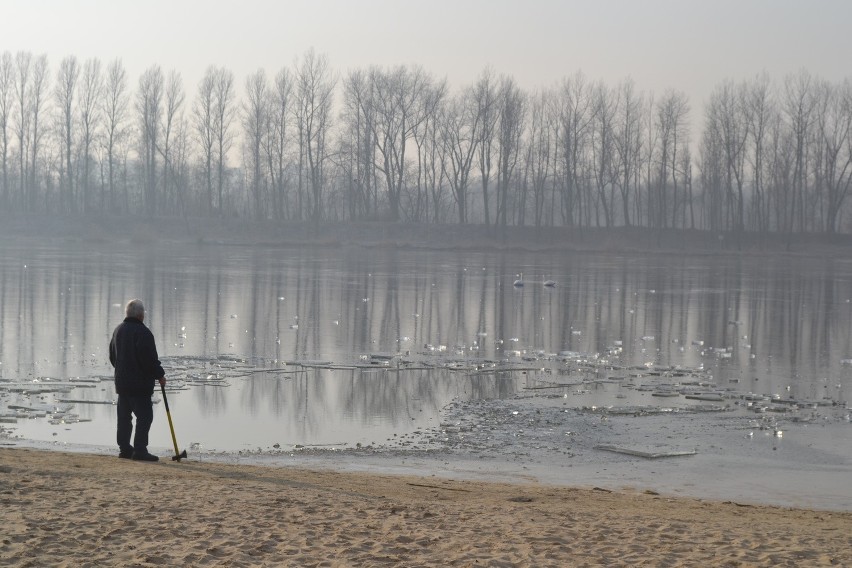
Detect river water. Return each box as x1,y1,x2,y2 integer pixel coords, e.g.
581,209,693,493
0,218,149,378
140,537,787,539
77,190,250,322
1,241,850,509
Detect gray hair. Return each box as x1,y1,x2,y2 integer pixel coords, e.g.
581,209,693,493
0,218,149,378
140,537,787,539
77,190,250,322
125,299,145,319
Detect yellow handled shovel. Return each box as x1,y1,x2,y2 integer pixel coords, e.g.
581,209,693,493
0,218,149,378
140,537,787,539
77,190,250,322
160,382,188,462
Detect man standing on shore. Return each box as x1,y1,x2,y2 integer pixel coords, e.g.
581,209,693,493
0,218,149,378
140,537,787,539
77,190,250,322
109,299,166,462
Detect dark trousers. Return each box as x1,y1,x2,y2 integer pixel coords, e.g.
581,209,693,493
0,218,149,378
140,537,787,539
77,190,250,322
117,394,154,455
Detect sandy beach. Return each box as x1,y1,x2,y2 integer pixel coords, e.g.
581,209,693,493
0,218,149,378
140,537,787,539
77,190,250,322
1,448,850,567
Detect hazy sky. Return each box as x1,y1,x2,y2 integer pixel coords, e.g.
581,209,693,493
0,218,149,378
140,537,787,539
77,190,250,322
3,0,851,113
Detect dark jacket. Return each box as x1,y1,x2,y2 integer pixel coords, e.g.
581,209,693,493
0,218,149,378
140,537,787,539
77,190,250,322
109,317,165,396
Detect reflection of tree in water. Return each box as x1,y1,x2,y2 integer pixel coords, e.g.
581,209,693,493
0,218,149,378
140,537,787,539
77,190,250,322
194,383,227,417
337,367,519,430
378,251,402,351
2,243,852,447
344,252,374,355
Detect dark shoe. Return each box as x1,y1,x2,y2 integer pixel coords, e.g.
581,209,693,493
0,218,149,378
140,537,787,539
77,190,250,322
131,452,159,462
118,451,133,459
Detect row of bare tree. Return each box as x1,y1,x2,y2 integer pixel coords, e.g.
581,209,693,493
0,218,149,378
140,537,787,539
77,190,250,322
700,73,852,234
1,49,851,234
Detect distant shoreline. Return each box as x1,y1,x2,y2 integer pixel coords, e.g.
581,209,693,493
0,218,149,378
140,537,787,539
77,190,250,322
2,213,852,257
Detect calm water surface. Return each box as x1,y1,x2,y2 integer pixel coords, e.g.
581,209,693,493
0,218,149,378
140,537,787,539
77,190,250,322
1,241,851,506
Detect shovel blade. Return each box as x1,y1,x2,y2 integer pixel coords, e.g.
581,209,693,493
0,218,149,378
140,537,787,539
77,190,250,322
172,449,188,462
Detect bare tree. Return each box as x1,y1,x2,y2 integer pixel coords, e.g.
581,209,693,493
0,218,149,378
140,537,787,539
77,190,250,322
243,68,268,219
589,83,617,227
613,78,644,226
743,73,775,232
193,67,217,214
641,93,658,228
523,89,556,227
14,51,32,208
781,69,816,234
555,72,594,227
102,59,129,213
79,58,102,213
5,49,852,236
814,78,852,233
496,76,526,228
294,49,335,223
136,65,164,216
767,109,795,233
170,116,191,214
25,54,48,212
340,69,377,219
411,91,447,223
670,93,691,229
54,55,79,211
190,66,236,216
706,80,748,231
653,90,690,229
368,64,444,221
473,67,499,227
679,143,695,229
213,67,236,215
698,104,723,231
161,70,185,214
441,88,481,224
266,68,293,219
0,52,13,208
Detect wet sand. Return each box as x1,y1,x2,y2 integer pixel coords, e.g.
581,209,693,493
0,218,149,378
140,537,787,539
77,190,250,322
1,447,850,567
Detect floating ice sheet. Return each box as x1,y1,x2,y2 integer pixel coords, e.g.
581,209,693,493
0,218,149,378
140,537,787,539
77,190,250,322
594,445,697,459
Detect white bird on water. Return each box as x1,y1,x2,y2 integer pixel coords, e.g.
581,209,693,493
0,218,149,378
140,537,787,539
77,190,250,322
544,279,557,288
513,273,524,287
